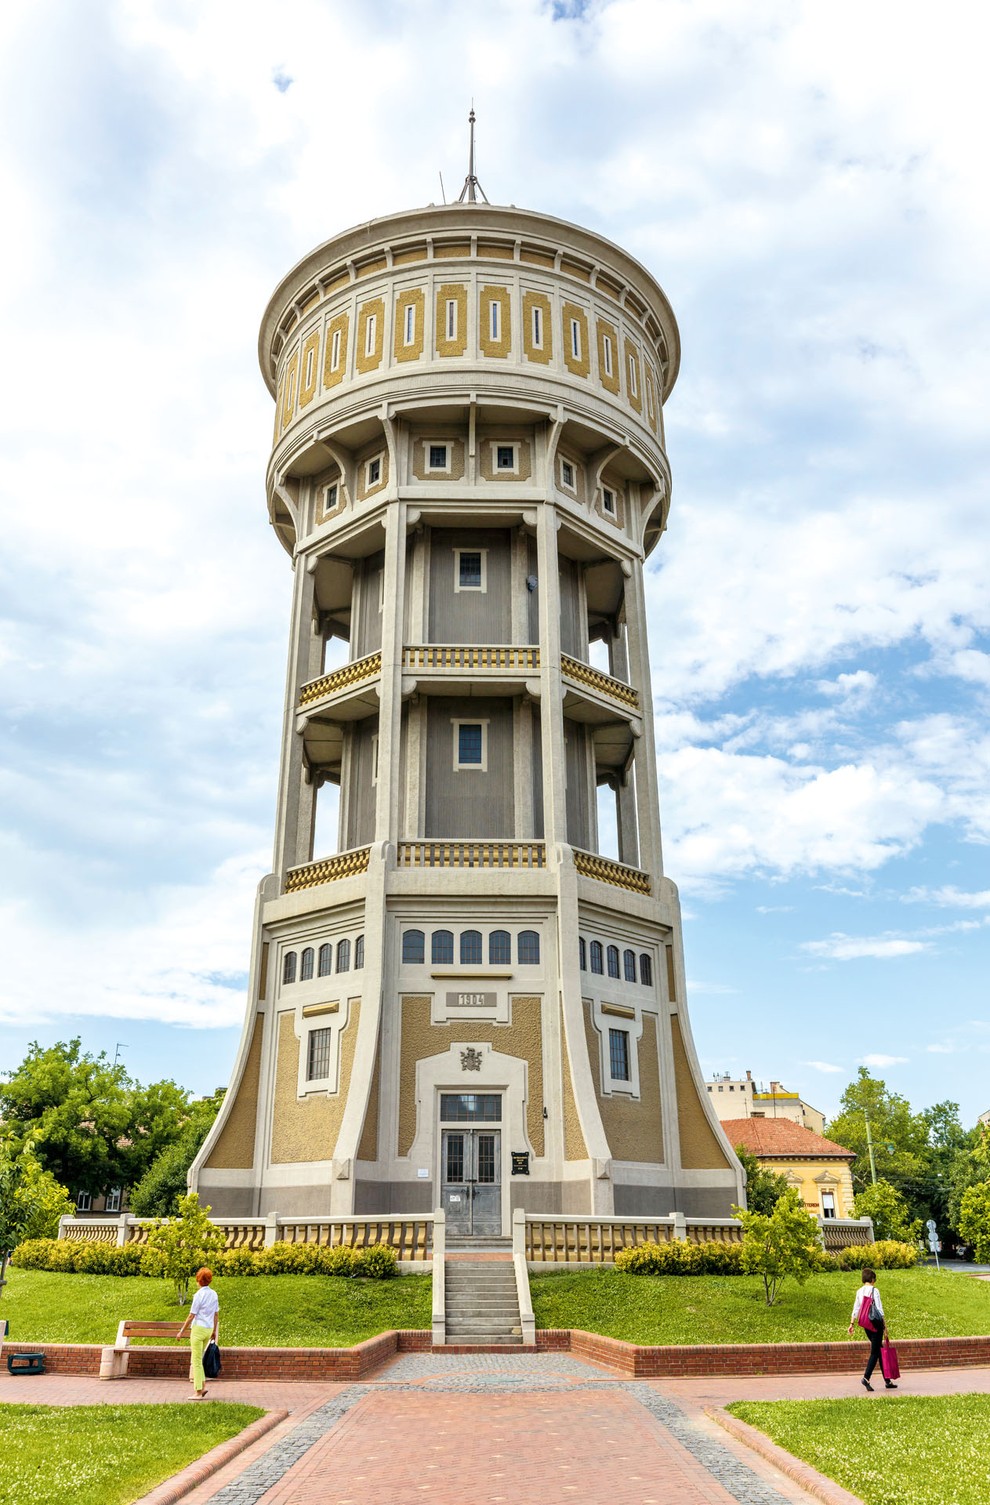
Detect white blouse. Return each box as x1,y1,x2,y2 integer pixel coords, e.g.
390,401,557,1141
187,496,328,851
189,1285,219,1330
851,1283,884,1323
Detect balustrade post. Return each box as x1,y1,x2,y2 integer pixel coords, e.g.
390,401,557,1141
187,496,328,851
673,1211,687,1242
264,1213,280,1248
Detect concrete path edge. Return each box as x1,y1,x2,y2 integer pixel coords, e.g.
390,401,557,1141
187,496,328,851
709,1406,866,1505
132,1408,289,1505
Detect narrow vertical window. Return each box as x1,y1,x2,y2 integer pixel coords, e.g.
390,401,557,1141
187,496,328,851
402,929,425,964
489,299,501,342
330,328,341,370
307,1027,332,1081
570,319,581,361
365,313,377,357
404,303,416,345
602,487,615,515
318,943,333,977
304,348,315,387
602,334,613,377
324,482,338,511
489,930,511,965
579,937,587,971
354,935,365,969
432,929,454,965
518,930,541,965
623,949,637,982
336,938,351,973
460,930,483,965
627,354,638,397
590,941,603,975
371,733,379,786
283,951,297,985
606,944,620,979
367,456,382,486
531,305,543,349
446,298,457,340
639,954,653,987
609,1028,630,1082
300,947,315,981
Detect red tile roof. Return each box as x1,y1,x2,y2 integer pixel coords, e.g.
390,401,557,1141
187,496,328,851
721,1117,854,1160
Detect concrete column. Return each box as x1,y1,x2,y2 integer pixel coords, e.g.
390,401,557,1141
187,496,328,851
536,503,567,847
624,561,664,879
272,557,319,877
616,775,639,868
375,501,407,842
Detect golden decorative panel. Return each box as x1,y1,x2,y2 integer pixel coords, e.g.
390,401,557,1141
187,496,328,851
393,246,427,266
393,288,426,363
624,338,643,415
396,840,545,870
411,437,466,482
273,373,285,443
398,995,545,1158
596,318,621,395
561,301,590,378
561,1004,589,1161
573,849,651,895
522,290,553,365
561,653,639,709
299,651,382,707
270,1004,360,1164
355,297,385,374
357,1031,382,1162
284,845,371,892
478,240,514,260
298,330,320,409
583,1004,663,1164
644,363,659,434
434,242,470,259
479,285,512,359
435,282,468,357
520,247,555,268
356,255,387,278
322,311,349,391
671,1013,730,1170
280,348,299,430
665,944,677,1002
356,447,389,501
204,1014,263,1170
479,438,532,481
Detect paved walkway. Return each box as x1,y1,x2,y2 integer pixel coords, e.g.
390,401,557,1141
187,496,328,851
5,1352,990,1504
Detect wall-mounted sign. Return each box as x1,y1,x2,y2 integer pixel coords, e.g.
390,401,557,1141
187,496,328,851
511,1151,530,1176
446,991,497,1009
416,1167,429,1179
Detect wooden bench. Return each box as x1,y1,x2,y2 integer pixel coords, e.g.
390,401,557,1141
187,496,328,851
99,1320,186,1380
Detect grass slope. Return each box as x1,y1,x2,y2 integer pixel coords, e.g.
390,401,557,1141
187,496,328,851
728,1395,990,1505
0,1402,263,1505
529,1267,990,1346
2,1267,432,1347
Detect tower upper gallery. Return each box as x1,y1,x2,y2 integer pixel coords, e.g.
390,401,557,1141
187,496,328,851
258,203,679,558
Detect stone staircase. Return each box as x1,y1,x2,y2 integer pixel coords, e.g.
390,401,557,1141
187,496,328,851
444,1260,523,1346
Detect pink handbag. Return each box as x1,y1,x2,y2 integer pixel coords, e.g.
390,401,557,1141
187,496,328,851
880,1341,900,1381
857,1289,878,1331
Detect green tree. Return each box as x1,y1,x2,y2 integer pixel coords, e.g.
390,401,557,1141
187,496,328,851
827,1068,929,1193
733,1187,822,1306
957,1182,990,1264
735,1146,791,1215
947,1127,990,1236
129,1090,225,1218
0,1039,189,1197
0,1140,72,1299
852,1178,919,1243
143,1192,226,1304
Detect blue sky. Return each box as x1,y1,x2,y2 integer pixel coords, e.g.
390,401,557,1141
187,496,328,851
1,0,987,1126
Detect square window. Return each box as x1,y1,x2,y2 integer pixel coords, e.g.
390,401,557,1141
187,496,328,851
561,460,574,490
496,444,515,471
608,1028,630,1082
105,1187,122,1214
428,443,449,470
454,720,487,770
454,548,486,592
602,487,615,515
76,1190,92,1212
367,456,382,487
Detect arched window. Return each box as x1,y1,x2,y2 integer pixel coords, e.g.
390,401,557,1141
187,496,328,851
318,943,333,977
402,929,425,965
640,953,653,987
432,929,454,965
606,944,620,979
460,929,483,965
623,949,637,983
489,930,511,965
336,938,351,973
282,951,297,985
579,937,587,970
589,941,603,975
354,935,364,969
300,947,314,981
518,930,540,965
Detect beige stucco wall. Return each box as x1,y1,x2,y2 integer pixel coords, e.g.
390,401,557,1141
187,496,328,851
270,1003,361,1165
204,1013,263,1170
671,1013,732,1171
582,1002,663,1164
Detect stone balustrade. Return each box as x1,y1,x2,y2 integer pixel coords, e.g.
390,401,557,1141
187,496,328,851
397,840,546,870
57,1213,435,1260
284,845,372,892
573,848,651,895
298,651,382,707
560,653,639,710
402,645,540,672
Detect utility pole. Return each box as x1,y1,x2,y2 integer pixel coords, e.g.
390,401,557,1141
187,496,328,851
864,1111,877,1184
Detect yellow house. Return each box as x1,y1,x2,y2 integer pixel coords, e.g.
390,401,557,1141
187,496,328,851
722,1117,856,1220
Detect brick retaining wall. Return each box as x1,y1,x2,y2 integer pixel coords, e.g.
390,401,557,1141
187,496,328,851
4,1330,988,1379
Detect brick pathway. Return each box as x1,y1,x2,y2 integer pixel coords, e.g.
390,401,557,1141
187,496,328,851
6,1354,990,1504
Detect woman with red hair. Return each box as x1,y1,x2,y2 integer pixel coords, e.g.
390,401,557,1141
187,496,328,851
177,1267,219,1399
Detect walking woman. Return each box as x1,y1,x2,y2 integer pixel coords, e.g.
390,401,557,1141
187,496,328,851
177,1267,219,1399
848,1266,896,1392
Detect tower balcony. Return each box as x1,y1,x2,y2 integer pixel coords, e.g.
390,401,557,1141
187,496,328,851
401,644,539,698
560,653,640,720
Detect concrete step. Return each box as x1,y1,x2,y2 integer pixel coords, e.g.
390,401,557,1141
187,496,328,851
448,1320,522,1334
445,1336,524,1347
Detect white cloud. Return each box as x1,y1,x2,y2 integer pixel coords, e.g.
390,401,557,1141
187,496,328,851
906,887,990,910
804,1060,844,1074
860,1054,909,1068
801,934,930,961
925,1044,955,1055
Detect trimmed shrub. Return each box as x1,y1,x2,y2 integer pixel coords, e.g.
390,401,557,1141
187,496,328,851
615,1238,745,1276
14,1235,400,1279
834,1240,920,1271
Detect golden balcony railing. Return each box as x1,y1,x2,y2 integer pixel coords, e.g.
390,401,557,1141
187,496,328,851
402,645,540,672
561,654,639,710
573,849,651,895
285,846,371,892
397,841,546,870
299,652,382,707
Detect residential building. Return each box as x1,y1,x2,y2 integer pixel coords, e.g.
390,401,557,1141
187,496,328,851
722,1117,855,1219
706,1070,826,1135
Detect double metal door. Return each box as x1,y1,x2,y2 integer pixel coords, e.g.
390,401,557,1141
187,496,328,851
440,1128,501,1237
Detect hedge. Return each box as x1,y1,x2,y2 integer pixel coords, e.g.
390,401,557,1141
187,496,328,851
12,1238,398,1279
614,1237,920,1276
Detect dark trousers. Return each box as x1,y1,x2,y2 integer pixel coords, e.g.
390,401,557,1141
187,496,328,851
864,1316,885,1380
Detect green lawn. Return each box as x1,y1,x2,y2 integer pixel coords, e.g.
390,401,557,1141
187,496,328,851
727,1395,990,1505
529,1267,990,1345
2,1267,432,1347
0,1403,264,1505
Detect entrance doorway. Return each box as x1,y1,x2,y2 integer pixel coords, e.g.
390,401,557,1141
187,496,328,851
439,1093,502,1237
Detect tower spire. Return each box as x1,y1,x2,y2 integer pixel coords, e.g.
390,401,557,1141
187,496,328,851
457,106,489,204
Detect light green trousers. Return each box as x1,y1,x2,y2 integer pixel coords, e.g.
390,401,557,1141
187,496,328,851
190,1322,213,1391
